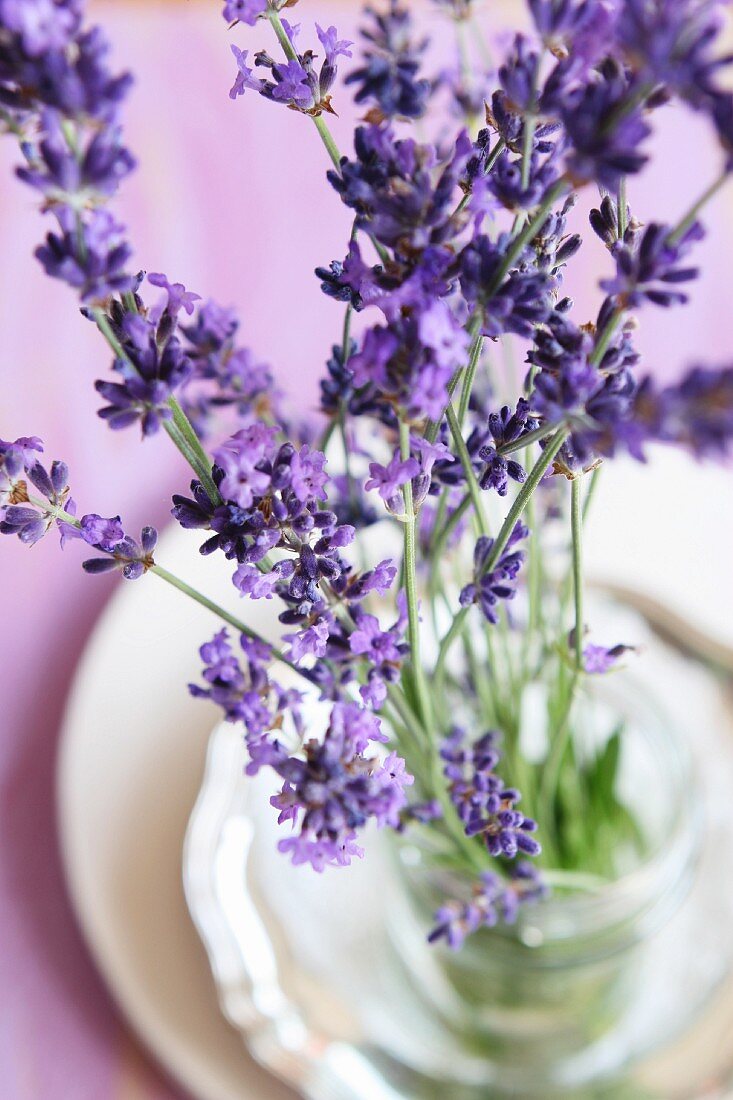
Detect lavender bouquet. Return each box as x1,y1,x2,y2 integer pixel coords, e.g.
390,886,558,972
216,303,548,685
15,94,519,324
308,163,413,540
3,0,733,1036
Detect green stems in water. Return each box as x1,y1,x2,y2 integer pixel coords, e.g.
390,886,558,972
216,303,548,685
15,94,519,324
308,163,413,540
398,420,433,732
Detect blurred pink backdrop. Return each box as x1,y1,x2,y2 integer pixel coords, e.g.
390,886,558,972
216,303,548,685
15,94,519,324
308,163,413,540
1,2,732,1097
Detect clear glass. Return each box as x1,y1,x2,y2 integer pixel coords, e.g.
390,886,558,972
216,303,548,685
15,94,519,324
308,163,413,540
184,619,733,1100
378,678,702,1097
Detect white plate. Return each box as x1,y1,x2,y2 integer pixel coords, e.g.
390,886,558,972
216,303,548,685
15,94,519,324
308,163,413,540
57,452,733,1100
57,522,295,1100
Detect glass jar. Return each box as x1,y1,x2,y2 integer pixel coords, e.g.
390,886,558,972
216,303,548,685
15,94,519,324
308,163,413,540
381,674,714,1099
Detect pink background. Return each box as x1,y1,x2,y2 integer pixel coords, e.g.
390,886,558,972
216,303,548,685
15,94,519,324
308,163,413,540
1,2,732,1096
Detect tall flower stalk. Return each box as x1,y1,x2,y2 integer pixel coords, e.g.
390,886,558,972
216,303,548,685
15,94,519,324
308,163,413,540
3,0,733,948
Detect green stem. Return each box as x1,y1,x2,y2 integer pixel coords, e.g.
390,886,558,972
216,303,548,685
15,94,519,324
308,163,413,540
499,420,562,455
150,564,306,681
571,476,584,670
93,308,132,367
32,496,301,680
582,464,602,522
445,404,488,536
435,429,568,679
167,396,220,503
399,420,433,731
590,307,622,366
617,177,628,238
311,115,343,173
539,475,586,822
317,416,339,454
456,317,484,428
479,429,567,581
429,491,471,559
667,171,728,246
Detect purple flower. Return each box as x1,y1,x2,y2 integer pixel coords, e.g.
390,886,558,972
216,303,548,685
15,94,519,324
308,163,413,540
0,436,43,506
36,208,134,302
95,311,192,436
459,234,557,339
78,512,124,551
349,311,460,422
561,61,651,190
328,126,469,254
222,0,267,26
189,628,300,768
350,610,403,665
477,400,538,496
532,356,602,423
365,452,420,506
285,617,331,663
0,453,71,545
601,221,703,309
269,59,314,108
289,445,328,504
459,522,529,624
583,642,634,674
429,864,546,949
487,148,561,212
229,44,260,99
340,558,398,601
316,23,353,94
179,298,283,436
212,424,276,507
615,0,730,108
0,0,79,57
633,364,733,458
441,727,541,857
148,272,201,318
499,34,545,112
232,562,279,599
230,24,352,114
345,1,430,120
417,301,470,372
81,525,158,579
271,701,412,872
17,108,135,200
350,606,407,710
529,0,613,59
713,92,733,172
